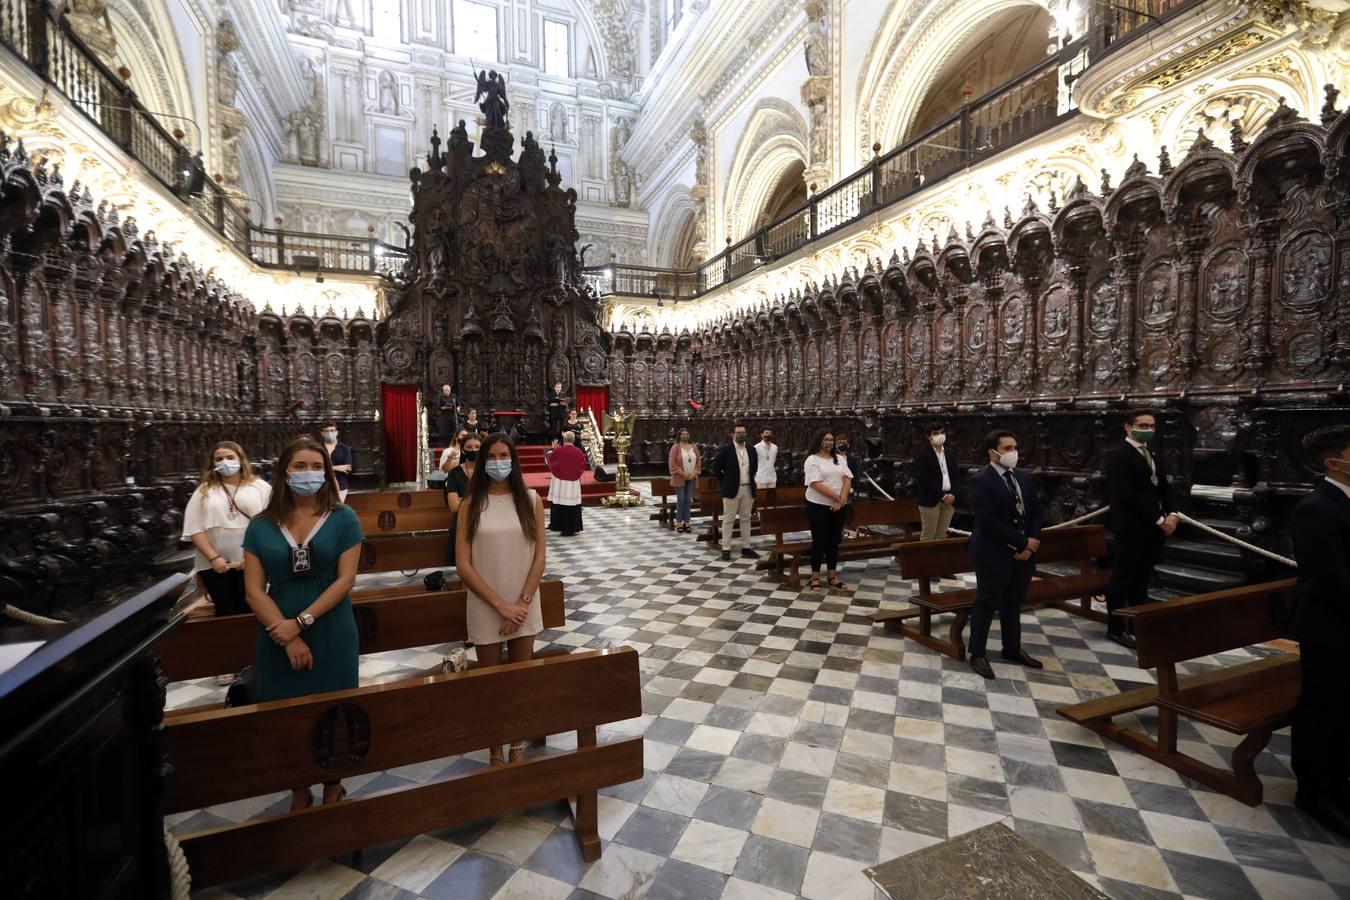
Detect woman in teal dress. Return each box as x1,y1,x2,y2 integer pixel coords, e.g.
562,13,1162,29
243,436,364,811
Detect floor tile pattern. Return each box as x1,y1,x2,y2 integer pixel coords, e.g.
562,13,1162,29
170,495,1350,900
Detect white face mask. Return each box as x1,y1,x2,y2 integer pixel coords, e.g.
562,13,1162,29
998,450,1019,469
930,434,946,446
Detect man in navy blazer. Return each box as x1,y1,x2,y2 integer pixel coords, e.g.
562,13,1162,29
965,430,1045,679
711,422,759,561
914,422,962,540
1290,425,1350,837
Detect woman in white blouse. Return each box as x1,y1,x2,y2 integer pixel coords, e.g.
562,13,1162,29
803,428,852,593
182,441,272,616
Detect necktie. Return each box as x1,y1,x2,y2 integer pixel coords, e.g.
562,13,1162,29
1139,445,1157,485
1003,471,1025,528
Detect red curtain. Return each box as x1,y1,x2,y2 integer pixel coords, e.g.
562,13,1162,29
574,386,609,418
381,384,419,483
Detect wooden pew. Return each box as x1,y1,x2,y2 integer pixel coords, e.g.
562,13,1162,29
353,504,453,536
358,533,448,574
648,476,717,529
160,582,566,683
345,490,445,515
167,647,644,887
1058,579,1298,806
695,485,808,544
870,526,1109,660
758,498,923,588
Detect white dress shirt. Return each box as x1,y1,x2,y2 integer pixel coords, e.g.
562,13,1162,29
934,446,951,493
753,440,778,486
734,444,750,485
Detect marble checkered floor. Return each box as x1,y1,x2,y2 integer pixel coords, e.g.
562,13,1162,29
169,498,1350,900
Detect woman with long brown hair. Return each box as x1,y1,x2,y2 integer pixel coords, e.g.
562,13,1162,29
454,432,547,767
242,436,364,810
182,441,271,616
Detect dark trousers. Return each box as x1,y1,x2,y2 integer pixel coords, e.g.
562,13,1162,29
201,568,248,617
1293,640,1350,798
805,501,845,571
437,412,457,441
549,408,567,438
968,557,1035,658
1106,530,1163,632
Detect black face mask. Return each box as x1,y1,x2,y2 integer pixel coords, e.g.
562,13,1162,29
837,443,850,452
463,450,479,462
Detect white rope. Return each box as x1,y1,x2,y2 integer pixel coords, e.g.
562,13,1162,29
1173,511,1297,568
1047,506,1110,529
2,604,65,625
165,830,191,900
863,473,895,502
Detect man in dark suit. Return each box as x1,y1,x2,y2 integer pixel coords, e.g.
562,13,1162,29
1290,425,1350,838
547,381,569,438
1103,409,1176,649
966,429,1045,680
915,422,962,541
435,384,459,441
711,422,759,562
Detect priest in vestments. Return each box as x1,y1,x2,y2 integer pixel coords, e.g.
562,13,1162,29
546,431,588,536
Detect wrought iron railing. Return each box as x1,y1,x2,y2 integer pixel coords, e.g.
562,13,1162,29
585,49,1075,302
1088,0,1203,60
0,0,408,277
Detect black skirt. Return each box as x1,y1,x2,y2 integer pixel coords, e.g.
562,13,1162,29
549,504,583,535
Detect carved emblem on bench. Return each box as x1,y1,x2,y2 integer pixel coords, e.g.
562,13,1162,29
397,492,412,508
378,510,397,531
312,703,372,773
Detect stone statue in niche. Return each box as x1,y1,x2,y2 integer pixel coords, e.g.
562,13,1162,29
378,71,399,114
803,0,828,76
1280,232,1333,309
475,70,509,130
549,102,568,142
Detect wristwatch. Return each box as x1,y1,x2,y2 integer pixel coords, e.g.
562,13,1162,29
296,612,315,630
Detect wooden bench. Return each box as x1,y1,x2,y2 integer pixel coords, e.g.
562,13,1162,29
166,646,644,888
757,498,922,587
159,581,566,684
353,504,453,536
870,526,1109,660
695,485,808,544
649,476,717,529
358,533,449,574
345,490,445,514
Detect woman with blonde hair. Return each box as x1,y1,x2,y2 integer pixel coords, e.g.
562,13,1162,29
182,441,271,616
455,432,546,767
243,436,364,810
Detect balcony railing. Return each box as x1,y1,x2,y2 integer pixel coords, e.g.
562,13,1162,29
0,0,407,277
586,49,1073,302
1088,0,1204,60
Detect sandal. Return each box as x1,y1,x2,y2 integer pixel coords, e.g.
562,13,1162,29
321,783,347,805
809,576,823,593
828,577,851,591
508,741,525,764
488,746,506,768
290,789,313,812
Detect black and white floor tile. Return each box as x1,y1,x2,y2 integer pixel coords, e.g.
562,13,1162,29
170,496,1350,900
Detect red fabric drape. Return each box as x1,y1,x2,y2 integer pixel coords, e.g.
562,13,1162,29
574,386,608,418
381,384,419,483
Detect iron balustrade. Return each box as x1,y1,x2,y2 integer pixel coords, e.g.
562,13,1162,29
586,50,1077,300
0,0,408,278
1088,0,1203,61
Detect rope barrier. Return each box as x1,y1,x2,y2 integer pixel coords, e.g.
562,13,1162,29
1172,511,1298,568
165,830,191,899
2,604,65,625
1048,506,1110,529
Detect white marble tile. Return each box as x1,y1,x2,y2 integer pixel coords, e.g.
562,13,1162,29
713,757,777,794
576,843,666,899
1140,811,1234,863
473,814,556,865
944,746,1003,782
687,724,744,755
597,795,639,840
1009,786,1081,830
751,797,820,847
265,859,367,899
643,773,710,816
888,762,948,802
822,780,886,824
839,728,893,761
1085,834,1178,892
779,741,838,778
746,711,797,738
720,876,796,900
893,716,945,745
671,818,749,874
491,868,574,900
662,697,715,723
800,850,876,900
370,835,465,893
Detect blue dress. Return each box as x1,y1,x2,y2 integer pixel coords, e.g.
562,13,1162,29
242,506,364,702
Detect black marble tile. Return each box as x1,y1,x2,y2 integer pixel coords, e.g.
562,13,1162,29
732,733,787,765
947,774,1011,816
897,697,945,721
1160,849,1260,900
733,834,809,894
694,785,762,830
615,806,691,856
1074,798,1151,843
882,790,948,838
703,705,754,730
813,811,882,863
891,736,947,770
340,876,422,900
1004,760,1067,793
524,827,596,884
646,717,697,745
847,707,898,735
833,751,890,787
646,858,727,900
766,768,830,807
793,720,844,749
1216,824,1322,879
422,851,516,900
1051,741,1119,776
1011,818,1094,874
667,747,726,782
944,723,999,754
1122,779,1206,821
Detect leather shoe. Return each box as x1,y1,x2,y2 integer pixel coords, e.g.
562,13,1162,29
720,550,731,561
1001,649,1043,669
741,548,760,559
970,656,995,680
1107,631,1137,650
1296,792,1350,840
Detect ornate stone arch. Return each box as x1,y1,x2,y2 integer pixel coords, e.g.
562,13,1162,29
648,184,697,266
722,99,809,241
106,2,194,128
855,0,1052,161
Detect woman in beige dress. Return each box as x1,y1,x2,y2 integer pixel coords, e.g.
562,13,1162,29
454,431,547,767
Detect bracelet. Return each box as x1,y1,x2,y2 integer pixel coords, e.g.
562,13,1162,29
295,616,307,630
209,555,223,562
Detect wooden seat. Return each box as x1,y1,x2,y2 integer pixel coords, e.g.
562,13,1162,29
870,526,1109,659
357,533,448,574
695,486,808,544
353,504,453,536
167,646,644,887
345,490,446,514
758,499,922,587
159,582,566,684
1058,579,1299,806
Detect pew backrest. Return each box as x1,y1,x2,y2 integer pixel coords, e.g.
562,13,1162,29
696,484,808,518
160,582,566,682
759,498,922,540
166,645,642,814
345,490,445,514
896,525,1107,581
1118,578,1298,670
357,533,448,573
354,505,453,536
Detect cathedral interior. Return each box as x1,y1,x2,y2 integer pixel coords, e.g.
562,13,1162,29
3,1,1350,898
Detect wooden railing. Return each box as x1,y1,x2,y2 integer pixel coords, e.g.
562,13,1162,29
586,50,1076,302
1088,0,1203,60
0,0,408,277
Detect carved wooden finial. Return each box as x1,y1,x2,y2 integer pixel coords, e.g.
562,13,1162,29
1323,84,1341,126
1157,145,1172,175
1100,167,1112,193
1124,153,1148,180
1003,206,1014,228
1230,119,1248,153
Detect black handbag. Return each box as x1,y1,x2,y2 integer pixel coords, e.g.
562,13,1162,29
424,569,446,592
224,665,256,707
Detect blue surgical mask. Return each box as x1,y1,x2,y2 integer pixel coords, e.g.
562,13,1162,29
288,471,327,496
214,459,240,476
485,460,513,482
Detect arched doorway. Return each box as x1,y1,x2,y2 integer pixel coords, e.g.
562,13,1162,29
757,159,808,229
